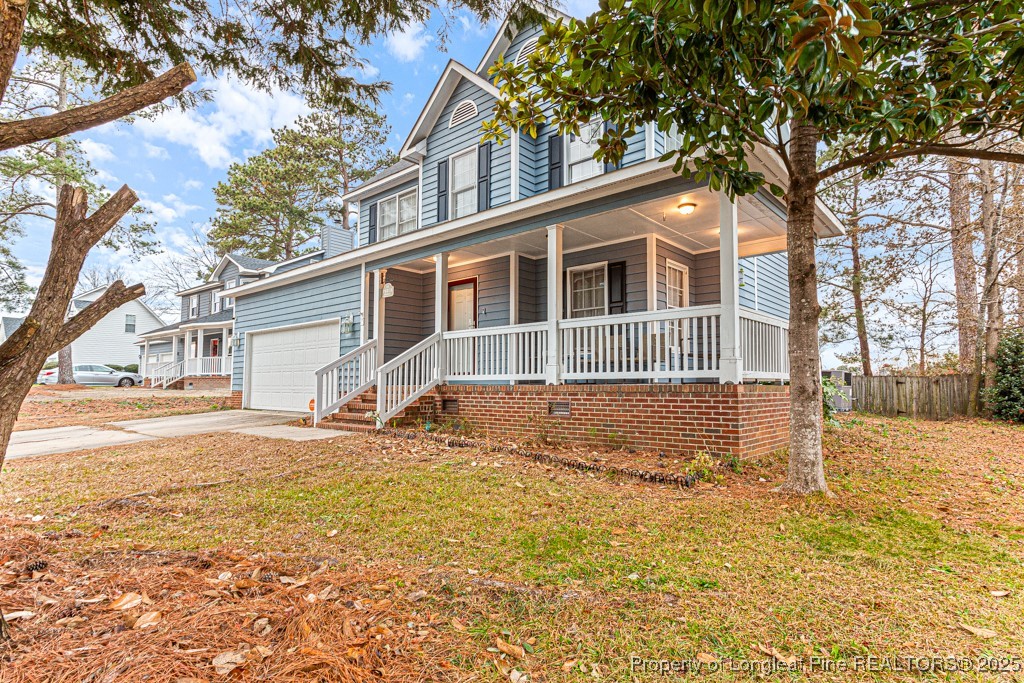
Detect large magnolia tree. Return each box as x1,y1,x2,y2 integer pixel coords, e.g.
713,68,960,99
484,0,1024,495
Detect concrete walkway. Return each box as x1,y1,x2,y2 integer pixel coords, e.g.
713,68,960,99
7,410,349,461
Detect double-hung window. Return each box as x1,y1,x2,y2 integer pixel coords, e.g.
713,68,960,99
450,148,477,219
124,314,136,333
189,294,199,318
378,188,418,240
665,261,690,308
567,264,608,318
567,118,604,184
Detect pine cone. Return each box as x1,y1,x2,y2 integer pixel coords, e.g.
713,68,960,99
25,559,48,573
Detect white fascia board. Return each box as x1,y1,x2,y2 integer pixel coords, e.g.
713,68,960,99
398,61,499,159
342,165,420,203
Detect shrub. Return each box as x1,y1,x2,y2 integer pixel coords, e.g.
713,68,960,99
821,375,844,425
42,360,58,370
106,364,125,372
989,331,1024,423
124,364,139,373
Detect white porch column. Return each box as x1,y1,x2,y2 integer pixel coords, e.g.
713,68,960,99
374,269,386,362
359,264,368,344
718,192,743,384
142,340,150,376
196,328,204,375
545,225,563,385
435,253,448,382
221,326,230,374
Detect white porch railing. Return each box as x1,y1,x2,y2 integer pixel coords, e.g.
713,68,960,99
145,360,174,379
444,322,548,382
314,340,377,424
740,308,789,380
186,356,230,377
560,305,722,381
152,360,186,388
376,333,441,424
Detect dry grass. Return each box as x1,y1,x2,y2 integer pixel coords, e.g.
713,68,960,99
13,396,233,432
2,414,1023,681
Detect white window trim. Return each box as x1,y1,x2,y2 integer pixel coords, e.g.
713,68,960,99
665,259,690,309
378,187,419,241
566,261,609,318
449,147,478,220
189,294,199,318
565,118,605,185
124,313,136,333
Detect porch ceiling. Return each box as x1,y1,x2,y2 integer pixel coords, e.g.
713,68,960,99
397,188,787,271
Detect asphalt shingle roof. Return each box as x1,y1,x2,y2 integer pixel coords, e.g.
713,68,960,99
230,254,275,271
1,316,24,339
360,159,417,189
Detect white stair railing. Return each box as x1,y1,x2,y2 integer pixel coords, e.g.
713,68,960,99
739,308,789,380
559,305,722,381
376,333,441,426
443,322,547,382
153,360,186,388
145,360,174,380
314,340,377,424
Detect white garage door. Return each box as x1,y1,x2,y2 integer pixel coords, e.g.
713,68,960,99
247,320,340,412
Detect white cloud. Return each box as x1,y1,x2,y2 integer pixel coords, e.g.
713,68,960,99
144,142,169,159
80,138,115,163
385,23,433,62
140,193,202,223
130,76,309,169
182,179,203,191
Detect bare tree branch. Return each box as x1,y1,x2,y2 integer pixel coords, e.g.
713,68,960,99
0,63,196,151
49,281,146,353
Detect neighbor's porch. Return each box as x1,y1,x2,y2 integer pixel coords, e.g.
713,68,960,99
316,188,792,424
140,323,234,388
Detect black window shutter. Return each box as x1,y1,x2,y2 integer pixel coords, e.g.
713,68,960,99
477,142,491,211
608,261,627,315
604,122,620,173
436,160,449,222
367,203,377,244
547,132,563,190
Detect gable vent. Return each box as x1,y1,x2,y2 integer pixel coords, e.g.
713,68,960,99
515,37,539,66
448,99,478,128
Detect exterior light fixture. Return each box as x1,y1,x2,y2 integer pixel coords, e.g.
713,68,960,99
677,202,697,215
341,314,354,335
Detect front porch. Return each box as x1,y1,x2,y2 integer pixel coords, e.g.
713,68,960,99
314,187,793,456
141,322,234,389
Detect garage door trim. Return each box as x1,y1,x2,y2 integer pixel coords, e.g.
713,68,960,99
242,317,341,410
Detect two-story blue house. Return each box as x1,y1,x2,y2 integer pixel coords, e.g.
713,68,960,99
227,8,845,457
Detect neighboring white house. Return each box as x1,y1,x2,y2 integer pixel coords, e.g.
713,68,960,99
0,285,165,367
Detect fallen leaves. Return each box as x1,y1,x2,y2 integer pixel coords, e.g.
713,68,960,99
496,636,526,659
107,592,144,611
3,610,35,621
132,611,163,630
958,623,998,639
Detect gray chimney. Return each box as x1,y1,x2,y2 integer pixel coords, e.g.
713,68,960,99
322,223,353,259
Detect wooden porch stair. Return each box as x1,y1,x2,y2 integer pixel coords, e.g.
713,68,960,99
315,387,439,432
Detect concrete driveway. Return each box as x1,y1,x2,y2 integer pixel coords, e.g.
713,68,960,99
6,410,346,460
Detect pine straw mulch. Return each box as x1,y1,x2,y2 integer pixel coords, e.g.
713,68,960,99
14,396,233,432
0,528,488,683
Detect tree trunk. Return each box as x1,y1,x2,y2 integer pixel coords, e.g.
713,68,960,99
779,123,829,496
54,66,76,386
57,345,74,384
976,159,1002,405
948,158,979,373
849,227,873,376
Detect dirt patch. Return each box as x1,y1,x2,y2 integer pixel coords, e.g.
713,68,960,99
27,384,93,396
14,396,233,432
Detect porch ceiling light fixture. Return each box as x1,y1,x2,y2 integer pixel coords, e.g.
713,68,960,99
677,202,697,216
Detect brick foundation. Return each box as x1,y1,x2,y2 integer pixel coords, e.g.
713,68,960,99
226,390,243,409
433,383,790,459
165,376,232,391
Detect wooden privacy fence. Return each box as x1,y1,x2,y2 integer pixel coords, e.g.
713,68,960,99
851,374,974,420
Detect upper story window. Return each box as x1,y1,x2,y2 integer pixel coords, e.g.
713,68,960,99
450,148,478,219
124,314,136,333
189,294,199,318
379,188,418,240
567,118,604,184
664,122,683,152
212,295,221,314
449,99,478,128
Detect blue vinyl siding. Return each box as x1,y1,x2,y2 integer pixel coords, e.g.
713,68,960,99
655,239,697,307
180,288,217,321
358,179,419,247
517,254,542,323
382,268,433,361
219,263,240,284
621,127,647,167
564,239,648,313
486,23,545,80
232,266,363,391
421,79,503,228
739,251,789,318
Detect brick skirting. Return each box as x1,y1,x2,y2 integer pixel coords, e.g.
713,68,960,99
226,390,243,409
165,376,232,391
434,383,790,459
